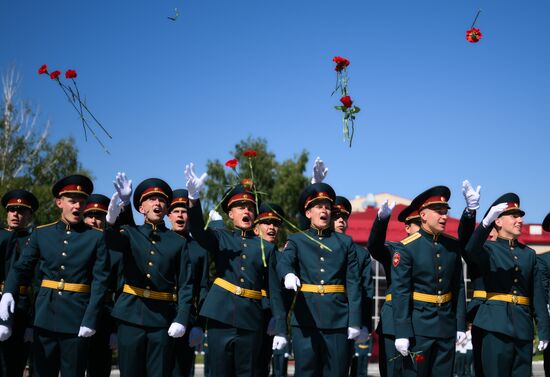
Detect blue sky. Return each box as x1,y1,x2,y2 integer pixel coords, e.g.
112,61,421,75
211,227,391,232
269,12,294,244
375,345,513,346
1,0,549,223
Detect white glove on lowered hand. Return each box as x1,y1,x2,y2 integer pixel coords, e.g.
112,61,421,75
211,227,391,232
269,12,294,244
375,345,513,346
267,317,277,336
109,333,118,350
78,326,96,337
209,210,223,221
539,340,549,352
284,273,301,291
24,328,33,343
395,338,410,356
0,325,12,341
311,156,328,184
167,322,186,338
0,293,15,321
462,180,481,210
482,203,508,228
272,335,288,350
355,326,370,343
114,172,133,205
185,163,208,200
106,192,124,225
348,326,361,340
456,331,467,345
378,200,396,221
188,327,204,347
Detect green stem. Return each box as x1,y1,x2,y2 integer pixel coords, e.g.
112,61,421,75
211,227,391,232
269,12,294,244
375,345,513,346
249,158,266,267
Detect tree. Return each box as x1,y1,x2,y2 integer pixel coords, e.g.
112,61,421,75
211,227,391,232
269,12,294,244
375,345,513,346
203,136,310,245
0,67,91,226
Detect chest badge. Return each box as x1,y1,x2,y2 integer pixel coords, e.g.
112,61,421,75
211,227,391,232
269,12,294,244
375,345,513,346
393,252,401,267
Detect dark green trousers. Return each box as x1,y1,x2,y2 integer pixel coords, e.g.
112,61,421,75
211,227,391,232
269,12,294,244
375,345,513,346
173,328,195,377
378,333,403,377
33,327,90,377
0,311,31,376
481,330,531,377
117,321,175,377
400,335,455,377
291,326,349,377
271,353,288,377
86,313,114,377
254,314,273,377
471,326,483,377
207,319,262,377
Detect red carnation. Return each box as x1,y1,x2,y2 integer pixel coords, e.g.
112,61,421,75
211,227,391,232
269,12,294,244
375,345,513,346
243,149,257,158
38,64,48,75
242,178,254,191
65,69,77,79
225,159,239,169
333,56,350,72
340,95,353,108
415,354,425,363
49,70,61,80
466,28,482,43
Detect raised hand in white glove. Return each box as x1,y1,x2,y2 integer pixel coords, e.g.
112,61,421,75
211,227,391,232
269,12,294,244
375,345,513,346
109,333,118,350
114,172,133,204
78,326,96,337
188,327,204,347
272,335,288,350
284,273,301,291
354,327,370,343
24,328,33,343
209,210,223,221
167,322,186,338
0,325,11,341
185,163,208,200
0,293,15,321
456,331,467,344
347,326,361,340
106,192,124,225
395,338,410,356
539,340,549,352
462,180,481,210
311,156,328,184
481,203,509,228
378,200,396,221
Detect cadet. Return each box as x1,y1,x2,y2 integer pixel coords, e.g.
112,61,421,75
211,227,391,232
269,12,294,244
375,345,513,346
539,213,550,377
464,193,550,376
0,189,38,375
185,163,286,377
105,177,194,377
277,182,361,377
167,189,209,377
0,175,110,377
391,186,466,377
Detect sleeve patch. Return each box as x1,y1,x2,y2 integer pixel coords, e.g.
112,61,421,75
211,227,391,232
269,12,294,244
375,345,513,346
393,252,401,267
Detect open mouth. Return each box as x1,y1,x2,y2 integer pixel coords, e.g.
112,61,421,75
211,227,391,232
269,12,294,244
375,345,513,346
176,220,185,225
266,230,276,236
242,215,251,223
72,211,81,217
319,214,328,221
152,208,162,215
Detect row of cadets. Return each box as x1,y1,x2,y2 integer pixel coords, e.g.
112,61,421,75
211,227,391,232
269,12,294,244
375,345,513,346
538,213,550,377
0,189,39,375
0,175,110,377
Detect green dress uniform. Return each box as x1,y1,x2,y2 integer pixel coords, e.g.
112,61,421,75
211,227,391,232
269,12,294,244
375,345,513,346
188,185,285,377
4,176,110,377
464,194,550,377
277,183,362,377
105,179,194,377
391,186,466,377
539,212,550,377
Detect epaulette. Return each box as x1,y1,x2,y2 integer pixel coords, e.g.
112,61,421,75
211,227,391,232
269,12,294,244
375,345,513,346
536,249,550,255
441,233,458,241
400,232,421,245
91,227,103,232
36,221,58,229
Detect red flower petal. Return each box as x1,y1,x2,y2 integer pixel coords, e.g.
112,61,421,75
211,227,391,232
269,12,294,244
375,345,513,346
38,64,48,75
466,28,482,43
340,95,353,108
49,70,61,80
333,56,350,72
65,69,77,79
243,149,257,158
225,159,239,169
242,178,254,190
415,354,425,363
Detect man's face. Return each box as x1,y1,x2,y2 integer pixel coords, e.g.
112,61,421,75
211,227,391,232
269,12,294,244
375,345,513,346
254,220,281,242
139,195,168,224
305,200,332,229
404,221,420,235
420,205,448,234
168,207,189,233
495,213,523,239
56,194,86,225
6,207,33,230
332,212,349,234
228,202,255,230
83,212,106,229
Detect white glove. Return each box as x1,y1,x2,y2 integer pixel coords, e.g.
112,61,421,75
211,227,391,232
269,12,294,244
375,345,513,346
78,326,96,337
482,203,509,228
456,331,467,344
311,156,328,184
347,326,361,340
284,273,301,291
395,338,410,356
0,293,15,321
114,172,133,205
185,163,208,200
272,335,288,350
209,210,223,221
109,333,118,350
188,326,204,347
355,326,370,343
106,192,124,225
0,325,11,341
167,322,186,338
24,327,33,343
539,340,549,352
267,317,277,336
462,180,481,210
378,200,396,221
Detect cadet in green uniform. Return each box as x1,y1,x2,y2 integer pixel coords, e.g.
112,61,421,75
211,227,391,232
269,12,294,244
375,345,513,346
539,213,550,377
464,193,550,377
0,175,110,377
277,183,362,377
105,178,194,377
391,186,466,377
167,189,210,377
0,189,38,375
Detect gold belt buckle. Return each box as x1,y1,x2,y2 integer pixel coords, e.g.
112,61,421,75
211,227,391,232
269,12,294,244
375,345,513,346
317,285,325,294
57,281,65,291
172,294,177,301
143,289,151,298
436,295,443,305
511,295,518,304
235,286,243,296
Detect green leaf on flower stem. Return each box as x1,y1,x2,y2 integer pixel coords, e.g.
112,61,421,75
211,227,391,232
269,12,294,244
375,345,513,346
351,106,361,114
334,106,345,111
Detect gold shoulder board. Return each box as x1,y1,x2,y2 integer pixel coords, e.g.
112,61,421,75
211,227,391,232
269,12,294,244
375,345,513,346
37,221,57,229
400,232,421,245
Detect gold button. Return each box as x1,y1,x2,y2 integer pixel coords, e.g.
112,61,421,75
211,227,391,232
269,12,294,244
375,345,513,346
146,273,151,279
240,278,245,283
63,240,68,244
242,255,247,259
514,278,518,283
150,251,155,255
436,254,440,258
146,286,151,289
243,243,247,248
320,280,325,284
58,291,62,296
434,242,438,245
438,278,442,283
60,265,65,270
62,252,67,257
438,266,442,270
148,262,153,266
320,269,325,272
60,278,65,282
241,266,245,271
320,257,325,261
319,237,323,241
152,241,156,244
66,231,71,235
514,255,518,260
515,267,519,271
438,290,442,294
513,290,518,294
511,247,515,251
